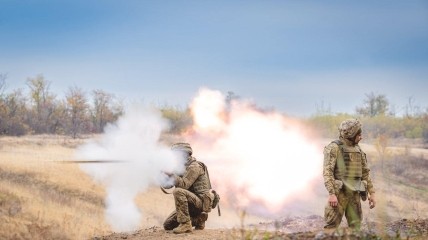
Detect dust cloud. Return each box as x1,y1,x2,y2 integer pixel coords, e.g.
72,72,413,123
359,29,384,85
76,106,185,232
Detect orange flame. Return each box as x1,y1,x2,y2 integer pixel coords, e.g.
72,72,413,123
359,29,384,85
186,88,323,213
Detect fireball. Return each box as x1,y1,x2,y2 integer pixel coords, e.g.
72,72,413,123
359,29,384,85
188,88,322,213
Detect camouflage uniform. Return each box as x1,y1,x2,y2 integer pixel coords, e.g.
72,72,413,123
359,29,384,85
163,143,214,233
323,119,375,229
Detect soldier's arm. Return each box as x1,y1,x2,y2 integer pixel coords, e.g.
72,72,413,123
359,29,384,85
323,143,338,195
361,150,375,194
174,162,203,190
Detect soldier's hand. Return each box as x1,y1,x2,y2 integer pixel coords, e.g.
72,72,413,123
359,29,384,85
368,193,376,209
162,171,174,177
328,194,338,207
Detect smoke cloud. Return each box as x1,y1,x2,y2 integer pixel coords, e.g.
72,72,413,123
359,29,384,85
77,88,325,231
186,88,324,216
76,106,184,232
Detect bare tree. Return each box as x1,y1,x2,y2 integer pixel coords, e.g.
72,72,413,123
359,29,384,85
315,100,332,116
65,86,89,138
404,96,422,118
91,89,123,133
0,73,9,134
26,75,58,133
423,110,428,143
225,91,240,112
0,73,7,97
0,89,29,135
356,92,389,117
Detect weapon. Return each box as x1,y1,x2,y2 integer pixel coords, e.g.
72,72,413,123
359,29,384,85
54,160,128,164
160,186,174,194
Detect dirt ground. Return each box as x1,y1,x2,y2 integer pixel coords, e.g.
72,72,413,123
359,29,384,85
94,218,428,240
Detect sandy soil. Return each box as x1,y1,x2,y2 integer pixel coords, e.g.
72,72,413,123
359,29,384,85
95,218,428,240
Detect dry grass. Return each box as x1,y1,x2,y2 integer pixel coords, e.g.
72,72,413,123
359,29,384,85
1,135,427,239
0,135,265,239
0,135,110,239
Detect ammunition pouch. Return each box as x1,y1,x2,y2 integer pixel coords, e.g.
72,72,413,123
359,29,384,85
342,178,361,191
211,190,221,216
200,190,220,215
201,193,212,213
340,178,367,201
212,190,220,209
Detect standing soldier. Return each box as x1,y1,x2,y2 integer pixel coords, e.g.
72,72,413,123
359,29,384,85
323,119,376,229
163,143,215,234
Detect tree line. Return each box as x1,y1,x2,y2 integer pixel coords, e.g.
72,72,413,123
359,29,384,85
163,91,428,141
1,74,427,142
0,74,123,137
309,92,428,141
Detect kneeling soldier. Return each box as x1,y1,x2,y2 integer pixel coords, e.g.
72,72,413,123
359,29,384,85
163,143,214,234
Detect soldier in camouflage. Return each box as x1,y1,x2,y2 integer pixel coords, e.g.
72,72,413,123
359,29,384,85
163,143,214,234
323,119,376,229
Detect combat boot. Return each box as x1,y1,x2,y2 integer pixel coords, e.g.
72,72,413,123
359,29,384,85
193,212,208,230
173,221,192,234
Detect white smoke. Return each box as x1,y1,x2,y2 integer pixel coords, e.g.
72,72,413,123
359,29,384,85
76,89,325,231
187,88,324,215
76,105,185,232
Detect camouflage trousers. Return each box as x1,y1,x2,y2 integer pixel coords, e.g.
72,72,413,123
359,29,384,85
324,188,362,229
163,188,203,230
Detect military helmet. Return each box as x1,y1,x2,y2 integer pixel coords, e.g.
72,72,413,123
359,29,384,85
171,142,193,155
339,119,362,139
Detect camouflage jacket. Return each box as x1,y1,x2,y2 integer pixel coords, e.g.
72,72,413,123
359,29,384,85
174,157,211,194
323,138,375,195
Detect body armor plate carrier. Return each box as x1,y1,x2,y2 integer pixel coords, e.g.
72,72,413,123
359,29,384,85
332,140,365,194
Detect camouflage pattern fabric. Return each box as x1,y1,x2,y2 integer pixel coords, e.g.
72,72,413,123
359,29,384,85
324,188,362,229
339,119,362,139
174,160,209,192
323,136,375,228
163,188,203,230
163,154,213,230
323,138,375,195
171,142,193,155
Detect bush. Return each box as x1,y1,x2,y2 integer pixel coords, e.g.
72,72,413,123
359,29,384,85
308,114,427,140
307,113,354,138
160,106,192,133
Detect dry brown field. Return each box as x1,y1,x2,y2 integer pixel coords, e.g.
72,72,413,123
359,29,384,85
0,135,266,239
1,135,427,239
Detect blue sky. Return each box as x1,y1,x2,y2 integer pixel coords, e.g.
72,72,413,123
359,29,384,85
1,0,427,116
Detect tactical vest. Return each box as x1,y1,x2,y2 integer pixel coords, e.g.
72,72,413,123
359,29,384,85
188,161,211,195
332,140,363,179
